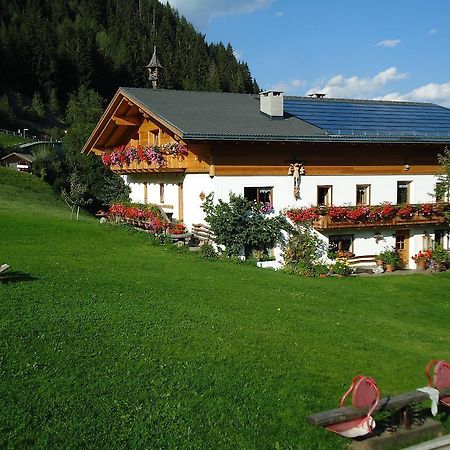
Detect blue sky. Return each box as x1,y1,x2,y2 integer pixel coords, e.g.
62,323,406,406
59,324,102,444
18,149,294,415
165,0,450,106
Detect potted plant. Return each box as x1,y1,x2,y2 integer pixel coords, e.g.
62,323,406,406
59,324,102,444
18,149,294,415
379,248,400,272
429,245,450,272
375,256,384,266
411,249,432,270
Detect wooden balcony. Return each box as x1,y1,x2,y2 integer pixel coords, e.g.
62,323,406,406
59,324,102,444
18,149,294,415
313,212,448,231
110,160,187,174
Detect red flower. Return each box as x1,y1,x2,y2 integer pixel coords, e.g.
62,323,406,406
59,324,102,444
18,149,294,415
346,206,369,221
101,152,112,165
169,222,186,235
286,207,320,223
419,203,435,217
412,249,433,262
327,206,348,220
397,204,414,218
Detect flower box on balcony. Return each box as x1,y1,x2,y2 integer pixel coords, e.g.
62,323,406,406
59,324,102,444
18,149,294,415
287,203,449,230
102,143,188,173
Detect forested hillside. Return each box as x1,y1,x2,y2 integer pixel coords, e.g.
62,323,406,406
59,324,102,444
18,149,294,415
0,0,259,128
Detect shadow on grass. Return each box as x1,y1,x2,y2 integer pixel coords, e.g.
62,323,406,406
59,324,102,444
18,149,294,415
0,270,38,284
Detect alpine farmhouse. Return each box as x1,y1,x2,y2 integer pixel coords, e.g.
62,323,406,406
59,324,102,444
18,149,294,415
82,88,450,269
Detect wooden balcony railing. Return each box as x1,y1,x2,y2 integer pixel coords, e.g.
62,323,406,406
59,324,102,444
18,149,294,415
109,161,187,173
313,213,447,230
286,203,450,230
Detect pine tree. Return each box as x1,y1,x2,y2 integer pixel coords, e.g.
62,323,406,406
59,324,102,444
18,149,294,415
48,88,60,116
0,0,260,127
32,92,45,118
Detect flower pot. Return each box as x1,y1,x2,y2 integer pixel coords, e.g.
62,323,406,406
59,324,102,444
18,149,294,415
385,264,394,273
416,259,427,270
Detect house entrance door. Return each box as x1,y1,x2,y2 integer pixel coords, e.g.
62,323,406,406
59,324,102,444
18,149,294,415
395,230,410,268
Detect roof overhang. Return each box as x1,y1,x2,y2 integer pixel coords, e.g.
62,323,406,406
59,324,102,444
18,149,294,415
82,88,184,155
182,133,450,144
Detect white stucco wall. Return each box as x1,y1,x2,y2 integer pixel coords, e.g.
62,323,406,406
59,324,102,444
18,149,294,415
122,171,448,268
211,174,439,213
182,174,214,226
124,173,184,220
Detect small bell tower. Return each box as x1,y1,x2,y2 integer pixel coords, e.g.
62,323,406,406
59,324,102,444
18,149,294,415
146,46,163,89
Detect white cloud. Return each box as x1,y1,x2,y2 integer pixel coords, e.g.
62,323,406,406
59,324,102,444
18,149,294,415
291,79,305,88
376,81,450,107
429,28,438,35
376,39,401,47
272,79,306,92
165,0,274,26
306,67,407,98
275,11,283,16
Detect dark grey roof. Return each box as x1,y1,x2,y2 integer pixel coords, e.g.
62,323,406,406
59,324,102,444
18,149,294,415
120,87,450,143
121,88,325,140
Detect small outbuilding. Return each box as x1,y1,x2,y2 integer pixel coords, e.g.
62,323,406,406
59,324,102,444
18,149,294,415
1,152,34,172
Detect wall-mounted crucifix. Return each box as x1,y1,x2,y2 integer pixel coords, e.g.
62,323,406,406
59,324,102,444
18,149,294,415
288,162,306,200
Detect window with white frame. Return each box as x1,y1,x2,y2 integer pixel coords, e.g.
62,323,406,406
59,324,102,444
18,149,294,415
435,229,449,249
244,187,273,205
317,185,332,206
397,181,411,204
329,234,354,255
356,184,370,205
159,183,165,204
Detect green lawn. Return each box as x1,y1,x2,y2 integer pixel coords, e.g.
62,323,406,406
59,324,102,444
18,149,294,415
0,131,31,147
1,167,449,449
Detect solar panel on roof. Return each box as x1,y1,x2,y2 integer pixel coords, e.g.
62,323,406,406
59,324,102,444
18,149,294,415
283,99,450,137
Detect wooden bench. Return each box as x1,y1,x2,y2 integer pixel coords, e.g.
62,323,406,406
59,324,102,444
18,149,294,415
168,232,192,246
347,255,381,273
191,223,213,244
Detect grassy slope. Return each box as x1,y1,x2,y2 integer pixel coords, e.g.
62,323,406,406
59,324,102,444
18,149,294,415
1,167,450,449
0,131,31,147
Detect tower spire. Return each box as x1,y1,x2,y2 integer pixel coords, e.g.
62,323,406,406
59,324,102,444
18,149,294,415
146,46,163,89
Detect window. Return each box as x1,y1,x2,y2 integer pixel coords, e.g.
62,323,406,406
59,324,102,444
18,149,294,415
148,130,159,146
436,182,449,203
435,230,448,249
244,187,273,205
422,234,432,250
329,234,354,255
397,181,410,204
159,183,165,203
317,185,332,206
356,185,370,205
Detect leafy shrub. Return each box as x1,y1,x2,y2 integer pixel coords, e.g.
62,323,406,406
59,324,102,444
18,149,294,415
330,259,353,276
430,245,450,271
32,146,61,184
283,224,326,265
199,243,218,258
202,193,289,257
378,248,401,268
281,261,329,277
282,224,329,277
